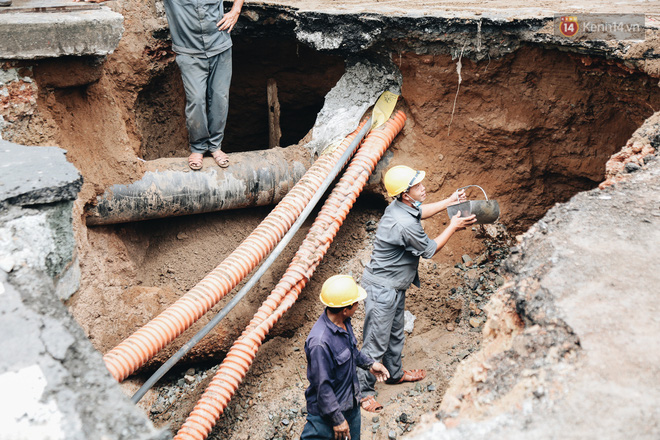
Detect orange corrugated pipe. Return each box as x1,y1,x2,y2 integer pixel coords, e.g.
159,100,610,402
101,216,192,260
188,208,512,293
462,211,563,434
174,111,407,440
103,121,369,382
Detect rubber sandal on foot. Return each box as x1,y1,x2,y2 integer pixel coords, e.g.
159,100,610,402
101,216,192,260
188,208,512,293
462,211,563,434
211,150,229,168
360,395,383,413
387,369,426,384
188,152,203,170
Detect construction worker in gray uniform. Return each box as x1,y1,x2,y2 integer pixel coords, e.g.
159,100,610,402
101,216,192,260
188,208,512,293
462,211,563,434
358,165,477,413
162,0,244,170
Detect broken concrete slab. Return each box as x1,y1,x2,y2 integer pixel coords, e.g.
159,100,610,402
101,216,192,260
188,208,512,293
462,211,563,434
0,140,168,439
307,56,402,156
0,271,169,440
0,140,82,206
0,7,123,59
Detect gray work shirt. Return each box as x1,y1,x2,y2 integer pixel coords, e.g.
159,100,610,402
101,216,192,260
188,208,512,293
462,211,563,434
362,200,437,290
162,0,232,58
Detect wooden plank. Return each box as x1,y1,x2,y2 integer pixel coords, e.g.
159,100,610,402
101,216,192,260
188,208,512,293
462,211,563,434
267,78,282,149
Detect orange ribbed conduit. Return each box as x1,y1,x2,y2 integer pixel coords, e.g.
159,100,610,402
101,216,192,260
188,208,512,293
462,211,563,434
174,111,407,440
103,121,369,382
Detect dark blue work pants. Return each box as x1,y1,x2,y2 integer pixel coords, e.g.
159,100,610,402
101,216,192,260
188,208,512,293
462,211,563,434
300,405,361,440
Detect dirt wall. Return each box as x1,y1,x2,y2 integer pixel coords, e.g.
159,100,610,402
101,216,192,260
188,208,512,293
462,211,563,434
388,47,660,239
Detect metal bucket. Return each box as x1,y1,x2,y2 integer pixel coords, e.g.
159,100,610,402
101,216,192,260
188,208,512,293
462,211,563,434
446,185,500,224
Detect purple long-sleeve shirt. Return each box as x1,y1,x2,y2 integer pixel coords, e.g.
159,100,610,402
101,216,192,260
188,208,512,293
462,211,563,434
304,310,374,426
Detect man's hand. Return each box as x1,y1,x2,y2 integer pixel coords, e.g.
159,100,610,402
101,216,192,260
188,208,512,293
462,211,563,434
370,362,390,383
422,189,466,219
333,420,350,440
447,189,466,205
449,211,477,231
217,8,240,33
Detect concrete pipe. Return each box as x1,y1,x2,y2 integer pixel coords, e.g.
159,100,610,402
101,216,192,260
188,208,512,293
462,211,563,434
85,146,313,226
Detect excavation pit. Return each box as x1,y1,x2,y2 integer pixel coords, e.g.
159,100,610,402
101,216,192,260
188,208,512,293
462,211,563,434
71,38,658,440
2,2,660,440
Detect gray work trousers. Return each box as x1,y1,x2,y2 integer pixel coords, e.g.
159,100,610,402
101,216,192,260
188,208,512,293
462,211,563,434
175,48,232,154
358,283,406,397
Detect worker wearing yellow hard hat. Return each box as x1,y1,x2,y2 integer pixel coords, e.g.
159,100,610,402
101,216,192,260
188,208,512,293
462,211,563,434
358,165,476,413
301,275,390,440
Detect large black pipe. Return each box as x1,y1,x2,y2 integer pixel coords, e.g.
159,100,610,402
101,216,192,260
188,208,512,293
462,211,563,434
85,147,313,225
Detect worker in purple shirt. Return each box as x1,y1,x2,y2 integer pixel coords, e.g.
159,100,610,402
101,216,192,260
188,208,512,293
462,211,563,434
301,275,390,440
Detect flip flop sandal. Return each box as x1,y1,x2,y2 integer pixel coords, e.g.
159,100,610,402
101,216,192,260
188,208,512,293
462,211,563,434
211,150,229,168
387,369,426,384
360,395,383,413
188,153,203,170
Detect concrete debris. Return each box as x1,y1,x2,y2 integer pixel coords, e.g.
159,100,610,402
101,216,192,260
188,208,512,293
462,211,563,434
0,7,124,59
404,310,416,333
306,57,402,156
0,142,166,440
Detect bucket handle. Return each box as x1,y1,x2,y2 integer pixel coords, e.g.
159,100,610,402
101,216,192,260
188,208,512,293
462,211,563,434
456,185,489,201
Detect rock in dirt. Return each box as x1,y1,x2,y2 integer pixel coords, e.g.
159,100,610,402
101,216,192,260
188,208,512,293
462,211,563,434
388,429,397,439
404,310,416,333
465,269,480,290
625,162,641,173
457,350,471,360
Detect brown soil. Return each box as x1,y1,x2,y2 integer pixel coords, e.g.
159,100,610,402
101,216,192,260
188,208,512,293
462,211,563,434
390,47,660,237
75,41,657,435
128,201,504,440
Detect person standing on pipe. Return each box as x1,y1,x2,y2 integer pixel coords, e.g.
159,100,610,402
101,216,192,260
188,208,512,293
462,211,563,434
302,275,390,440
358,165,477,413
162,0,244,170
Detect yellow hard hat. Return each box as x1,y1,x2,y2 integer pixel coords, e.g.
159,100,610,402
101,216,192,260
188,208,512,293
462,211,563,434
383,165,426,197
319,275,367,307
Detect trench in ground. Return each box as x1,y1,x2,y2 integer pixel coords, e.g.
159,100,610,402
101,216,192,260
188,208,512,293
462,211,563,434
64,34,660,440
